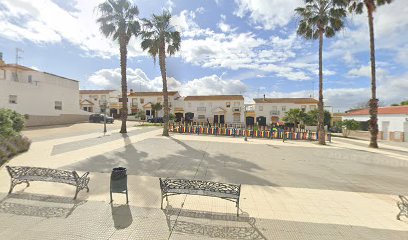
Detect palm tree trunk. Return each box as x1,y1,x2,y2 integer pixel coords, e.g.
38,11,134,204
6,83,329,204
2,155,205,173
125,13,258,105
159,42,169,136
366,2,379,148
119,38,128,134
318,30,325,145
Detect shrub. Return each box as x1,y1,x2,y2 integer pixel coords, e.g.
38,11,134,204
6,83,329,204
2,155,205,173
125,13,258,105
0,135,31,165
338,120,360,137
0,109,25,137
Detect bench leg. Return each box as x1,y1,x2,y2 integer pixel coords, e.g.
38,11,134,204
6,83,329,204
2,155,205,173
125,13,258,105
397,211,401,220
236,200,240,217
126,189,129,204
74,187,80,200
8,180,15,194
110,190,113,203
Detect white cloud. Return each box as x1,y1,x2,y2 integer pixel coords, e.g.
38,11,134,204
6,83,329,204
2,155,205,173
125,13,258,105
86,68,247,97
348,65,386,78
234,0,302,30
0,0,144,58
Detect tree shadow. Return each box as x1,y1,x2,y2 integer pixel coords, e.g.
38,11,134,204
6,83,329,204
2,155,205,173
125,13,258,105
0,192,86,218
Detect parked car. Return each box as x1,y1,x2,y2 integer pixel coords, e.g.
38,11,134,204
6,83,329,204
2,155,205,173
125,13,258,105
89,114,114,123
147,117,163,123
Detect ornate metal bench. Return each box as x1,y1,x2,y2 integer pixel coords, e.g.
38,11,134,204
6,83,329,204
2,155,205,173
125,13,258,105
159,178,241,216
397,195,408,220
6,166,90,199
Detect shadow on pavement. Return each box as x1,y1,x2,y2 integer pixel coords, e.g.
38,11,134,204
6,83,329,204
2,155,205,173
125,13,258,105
0,192,86,218
163,205,267,240
111,203,133,229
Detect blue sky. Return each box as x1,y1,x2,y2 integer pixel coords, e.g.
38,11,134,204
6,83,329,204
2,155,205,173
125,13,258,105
0,0,407,111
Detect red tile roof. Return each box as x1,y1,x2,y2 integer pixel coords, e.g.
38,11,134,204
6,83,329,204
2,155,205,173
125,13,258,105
184,95,244,101
80,90,115,94
128,91,179,96
254,98,318,104
345,106,408,116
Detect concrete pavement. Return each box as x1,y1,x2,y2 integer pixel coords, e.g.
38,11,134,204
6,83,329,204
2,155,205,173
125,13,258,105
1,125,408,239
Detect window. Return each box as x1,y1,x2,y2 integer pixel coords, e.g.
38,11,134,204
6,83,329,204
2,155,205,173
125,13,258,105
198,115,205,120
233,114,240,122
12,72,18,81
55,101,62,110
9,95,17,104
282,106,286,112
28,75,32,83
93,95,98,101
140,98,144,104
259,106,263,111
226,102,231,108
132,98,138,107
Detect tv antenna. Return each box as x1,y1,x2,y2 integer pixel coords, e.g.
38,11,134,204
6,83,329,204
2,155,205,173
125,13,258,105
16,48,23,65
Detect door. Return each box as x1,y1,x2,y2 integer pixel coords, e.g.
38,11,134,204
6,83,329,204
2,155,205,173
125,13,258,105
257,116,266,126
404,121,408,142
382,121,390,140
246,117,254,126
220,115,225,124
175,113,183,122
213,115,219,124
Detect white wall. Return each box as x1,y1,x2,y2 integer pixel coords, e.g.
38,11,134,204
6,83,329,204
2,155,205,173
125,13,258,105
342,114,408,132
127,93,182,117
255,102,318,125
184,99,244,123
0,67,84,116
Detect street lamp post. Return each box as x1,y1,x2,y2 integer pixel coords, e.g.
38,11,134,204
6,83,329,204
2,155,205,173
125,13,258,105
100,100,108,135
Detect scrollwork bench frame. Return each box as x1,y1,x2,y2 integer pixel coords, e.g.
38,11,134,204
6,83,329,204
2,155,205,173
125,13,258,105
397,195,408,220
159,178,241,216
6,166,90,200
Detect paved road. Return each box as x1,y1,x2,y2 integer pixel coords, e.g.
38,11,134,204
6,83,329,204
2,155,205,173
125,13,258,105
1,125,407,239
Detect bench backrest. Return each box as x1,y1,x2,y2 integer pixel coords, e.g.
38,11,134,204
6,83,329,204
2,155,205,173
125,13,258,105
6,166,78,184
160,178,240,198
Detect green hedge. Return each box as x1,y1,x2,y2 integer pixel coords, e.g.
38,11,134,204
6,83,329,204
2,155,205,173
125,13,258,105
0,135,31,165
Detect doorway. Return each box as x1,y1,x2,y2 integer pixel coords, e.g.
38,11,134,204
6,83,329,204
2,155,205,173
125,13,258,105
382,121,390,140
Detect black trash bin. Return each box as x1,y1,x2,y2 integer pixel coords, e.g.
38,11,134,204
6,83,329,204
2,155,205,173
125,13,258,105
110,167,128,204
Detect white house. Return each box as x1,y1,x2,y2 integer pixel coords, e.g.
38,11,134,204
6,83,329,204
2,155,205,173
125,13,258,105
0,55,88,127
183,95,245,124
79,90,120,115
253,97,319,125
127,91,183,119
342,106,408,142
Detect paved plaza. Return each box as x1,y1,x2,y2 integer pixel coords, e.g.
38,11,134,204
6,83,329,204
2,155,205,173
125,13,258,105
0,123,408,239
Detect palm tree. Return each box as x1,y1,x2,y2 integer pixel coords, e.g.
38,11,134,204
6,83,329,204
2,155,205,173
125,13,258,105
295,0,348,145
96,0,140,133
348,0,392,148
140,11,181,136
151,102,163,118
282,108,307,132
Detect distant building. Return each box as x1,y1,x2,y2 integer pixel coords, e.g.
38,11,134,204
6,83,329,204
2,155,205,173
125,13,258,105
253,97,318,126
0,54,88,127
79,90,120,115
127,91,183,119
342,106,408,142
183,95,245,124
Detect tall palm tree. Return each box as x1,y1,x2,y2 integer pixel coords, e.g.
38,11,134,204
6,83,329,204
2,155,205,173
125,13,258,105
295,0,348,145
348,0,392,148
140,11,181,136
96,0,140,133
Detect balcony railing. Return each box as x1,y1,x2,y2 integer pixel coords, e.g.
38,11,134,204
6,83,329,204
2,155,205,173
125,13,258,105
197,107,206,111
270,110,280,116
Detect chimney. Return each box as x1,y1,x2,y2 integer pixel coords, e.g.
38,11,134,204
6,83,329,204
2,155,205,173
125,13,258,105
0,52,4,65
130,89,134,93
